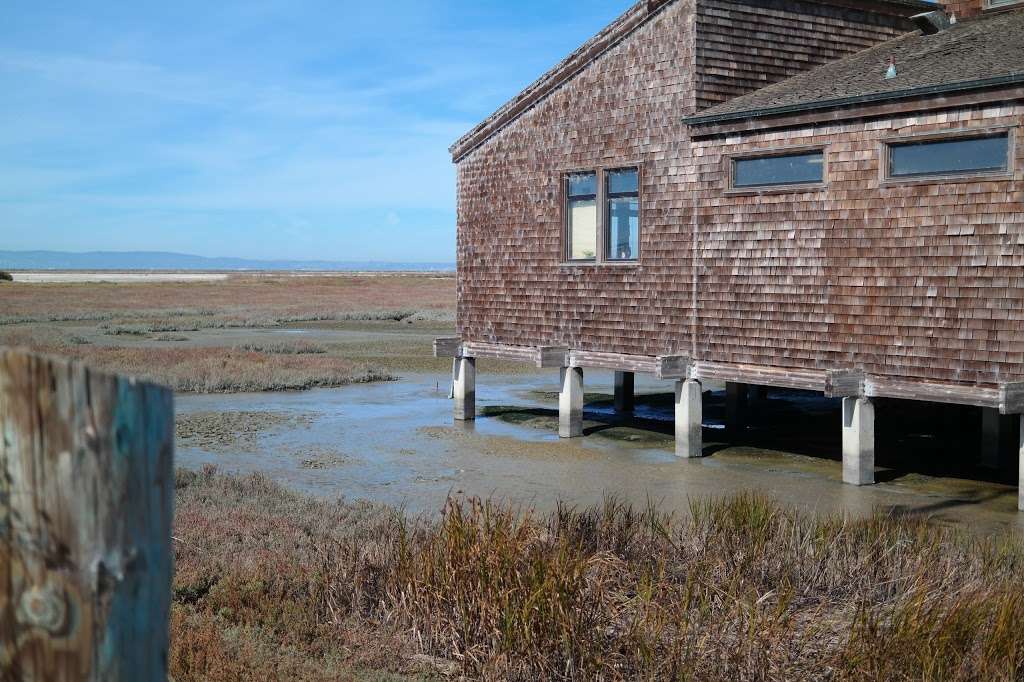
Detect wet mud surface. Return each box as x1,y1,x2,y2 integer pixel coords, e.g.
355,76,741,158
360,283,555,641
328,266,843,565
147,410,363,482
176,411,318,451
175,372,1024,535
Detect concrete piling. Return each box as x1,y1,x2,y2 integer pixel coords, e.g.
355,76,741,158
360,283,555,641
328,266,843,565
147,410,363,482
726,382,748,441
559,366,584,438
1019,414,1024,512
675,379,703,458
842,397,875,485
614,371,635,413
981,408,1019,474
453,356,476,421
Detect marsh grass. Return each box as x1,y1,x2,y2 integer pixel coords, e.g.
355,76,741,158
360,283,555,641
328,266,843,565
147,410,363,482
0,327,394,392
0,274,453,326
173,469,1024,681
72,346,394,392
235,341,328,355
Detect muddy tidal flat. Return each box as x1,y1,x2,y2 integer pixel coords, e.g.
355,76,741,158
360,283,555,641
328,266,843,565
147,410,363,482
174,371,1024,535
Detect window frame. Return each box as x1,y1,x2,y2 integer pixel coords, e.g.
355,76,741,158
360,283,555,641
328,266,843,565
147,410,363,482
723,144,828,195
564,171,599,263
879,126,1016,187
560,164,643,266
604,167,640,263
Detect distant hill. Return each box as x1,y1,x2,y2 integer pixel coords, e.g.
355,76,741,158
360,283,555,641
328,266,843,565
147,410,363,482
0,250,454,272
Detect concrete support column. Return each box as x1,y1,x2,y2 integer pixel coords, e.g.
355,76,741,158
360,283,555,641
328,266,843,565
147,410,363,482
614,371,635,413
453,356,476,421
726,382,748,441
1018,414,1023,512
982,408,1018,473
559,366,584,438
842,397,875,486
675,379,703,459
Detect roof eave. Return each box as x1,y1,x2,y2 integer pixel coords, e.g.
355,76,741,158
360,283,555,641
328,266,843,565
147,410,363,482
683,73,1024,128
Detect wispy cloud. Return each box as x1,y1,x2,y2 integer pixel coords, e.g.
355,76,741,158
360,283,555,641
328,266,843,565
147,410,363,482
0,0,631,261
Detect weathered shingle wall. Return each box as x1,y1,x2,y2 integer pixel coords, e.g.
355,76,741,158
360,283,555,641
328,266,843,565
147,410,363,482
690,104,1024,386
456,0,1024,391
694,0,913,110
456,0,698,357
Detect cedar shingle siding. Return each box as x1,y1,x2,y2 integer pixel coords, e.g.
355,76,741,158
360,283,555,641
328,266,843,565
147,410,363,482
690,107,1024,387
454,0,1024,395
693,0,911,110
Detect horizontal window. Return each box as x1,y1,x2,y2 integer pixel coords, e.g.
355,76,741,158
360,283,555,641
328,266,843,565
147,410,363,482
986,0,1023,8
732,151,824,188
887,134,1010,179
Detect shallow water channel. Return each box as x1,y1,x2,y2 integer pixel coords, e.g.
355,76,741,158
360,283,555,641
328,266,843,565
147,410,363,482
176,371,1024,534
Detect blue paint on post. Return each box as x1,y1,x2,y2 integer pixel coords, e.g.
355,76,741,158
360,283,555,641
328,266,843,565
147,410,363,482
95,380,174,680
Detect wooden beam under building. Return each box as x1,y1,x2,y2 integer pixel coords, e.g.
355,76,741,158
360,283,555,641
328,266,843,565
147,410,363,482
691,362,863,397
461,342,569,368
1001,383,1024,415
437,338,1018,414
568,350,690,379
433,336,462,358
864,377,1002,409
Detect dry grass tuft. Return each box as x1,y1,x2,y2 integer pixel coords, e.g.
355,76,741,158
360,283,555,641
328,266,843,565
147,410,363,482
235,341,328,355
173,469,1024,681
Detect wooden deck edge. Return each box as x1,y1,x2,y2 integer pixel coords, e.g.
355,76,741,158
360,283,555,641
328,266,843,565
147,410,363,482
444,339,1019,411
461,342,569,368
692,361,831,393
568,350,690,379
864,377,1003,410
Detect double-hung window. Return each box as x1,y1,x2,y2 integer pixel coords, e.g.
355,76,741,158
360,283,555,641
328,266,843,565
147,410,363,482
564,167,640,263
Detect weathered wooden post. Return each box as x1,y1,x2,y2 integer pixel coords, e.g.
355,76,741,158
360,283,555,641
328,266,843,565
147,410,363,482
0,349,174,681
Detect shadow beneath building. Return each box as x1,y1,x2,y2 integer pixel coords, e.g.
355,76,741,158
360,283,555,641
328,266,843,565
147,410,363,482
481,387,1019,489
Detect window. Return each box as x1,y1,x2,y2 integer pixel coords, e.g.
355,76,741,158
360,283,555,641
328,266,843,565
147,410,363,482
566,172,597,261
986,0,1023,8
564,166,641,263
606,169,639,261
887,133,1010,180
732,150,824,188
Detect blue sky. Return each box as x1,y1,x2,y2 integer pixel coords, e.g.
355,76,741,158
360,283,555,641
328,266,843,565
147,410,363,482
1,1,631,263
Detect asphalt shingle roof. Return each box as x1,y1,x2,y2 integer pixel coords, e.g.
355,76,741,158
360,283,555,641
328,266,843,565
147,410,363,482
687,8,1024,124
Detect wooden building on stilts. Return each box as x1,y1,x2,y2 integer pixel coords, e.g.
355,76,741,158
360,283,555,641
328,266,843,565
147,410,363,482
437,0,1024,508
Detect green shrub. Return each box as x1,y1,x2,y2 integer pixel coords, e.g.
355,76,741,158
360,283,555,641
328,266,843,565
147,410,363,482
0,271,12,282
